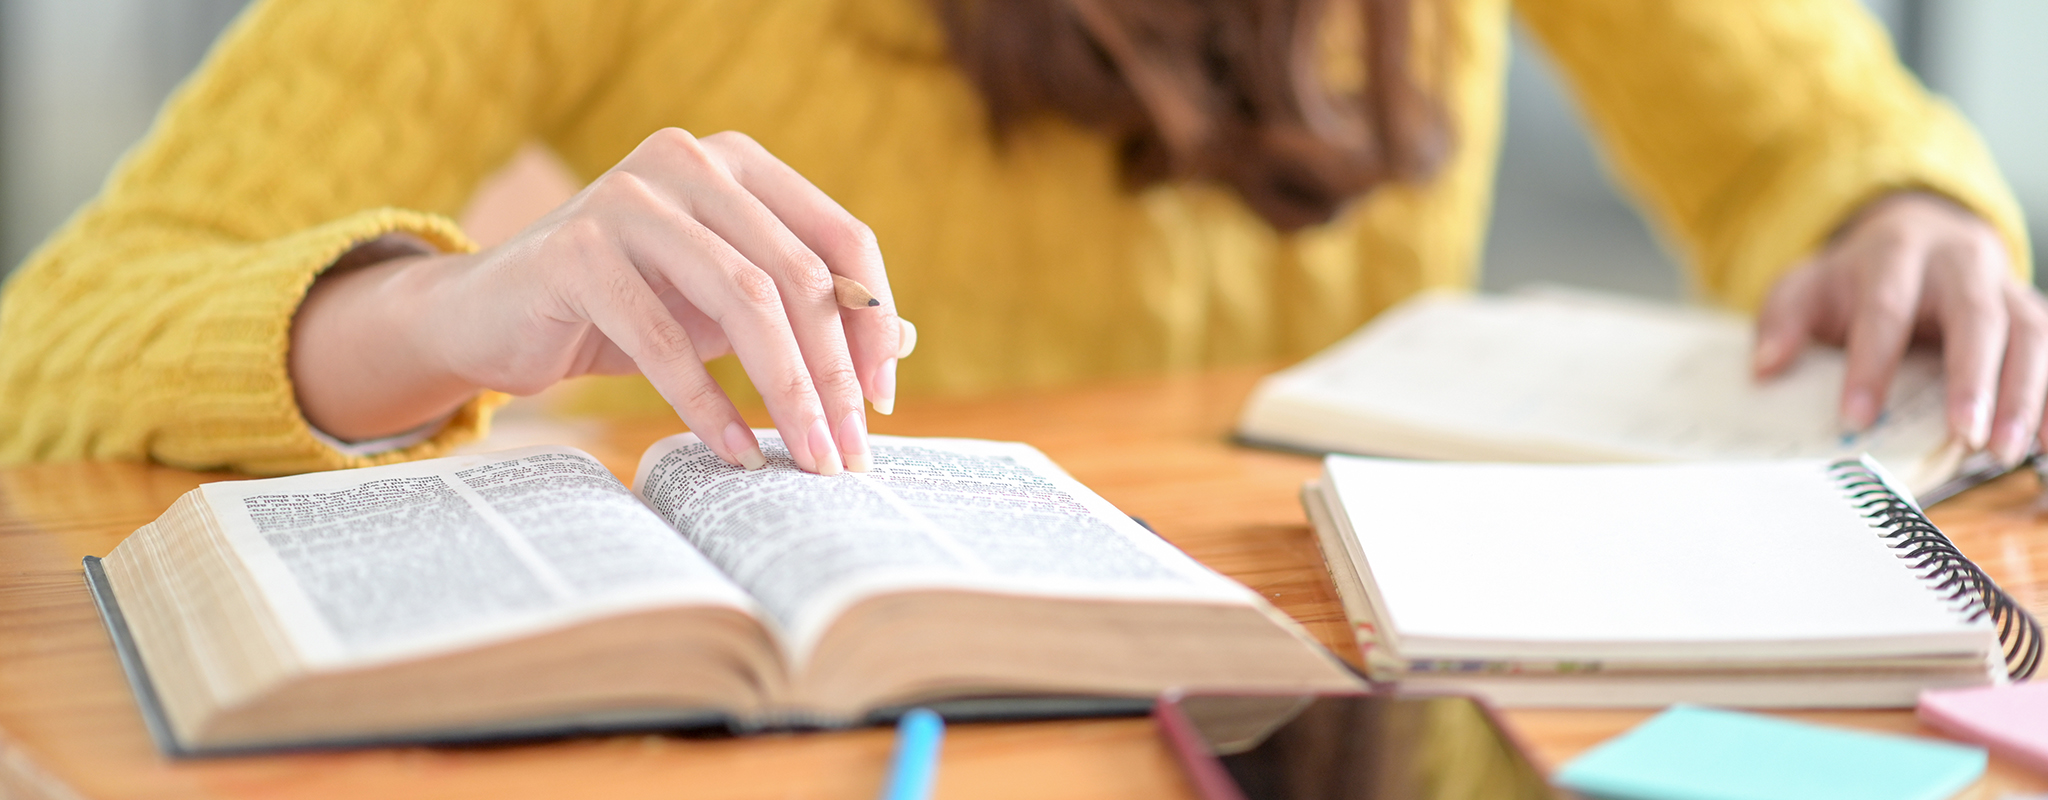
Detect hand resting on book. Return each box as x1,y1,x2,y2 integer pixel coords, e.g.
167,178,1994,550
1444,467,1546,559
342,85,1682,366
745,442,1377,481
289,129,911,476
1757,191,2048,468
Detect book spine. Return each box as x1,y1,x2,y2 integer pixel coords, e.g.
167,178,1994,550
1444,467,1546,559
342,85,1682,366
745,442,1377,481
1833,460,2042,680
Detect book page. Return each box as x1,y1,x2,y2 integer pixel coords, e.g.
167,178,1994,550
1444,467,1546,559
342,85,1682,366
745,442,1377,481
634,433,1249,656
202,446,754,667
1254,290,1950,482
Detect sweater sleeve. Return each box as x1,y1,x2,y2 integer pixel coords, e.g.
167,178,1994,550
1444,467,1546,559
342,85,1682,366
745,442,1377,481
1514,0,2032,310
0,1,628,475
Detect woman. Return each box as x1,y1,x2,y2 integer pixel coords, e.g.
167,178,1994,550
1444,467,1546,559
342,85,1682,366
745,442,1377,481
0,0,2037,476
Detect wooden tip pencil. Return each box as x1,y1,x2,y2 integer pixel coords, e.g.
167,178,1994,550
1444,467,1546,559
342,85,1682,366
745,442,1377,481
832,275,881,309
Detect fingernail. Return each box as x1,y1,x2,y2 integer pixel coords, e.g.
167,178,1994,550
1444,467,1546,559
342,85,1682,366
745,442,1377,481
807,416,842,476
1964,396,1993,451
1753,338,1788,375
1991,419,2031,468
873,359,897,416
837,409,870,472
896,318,918,359
1842,390,1879,432
723,422,766,470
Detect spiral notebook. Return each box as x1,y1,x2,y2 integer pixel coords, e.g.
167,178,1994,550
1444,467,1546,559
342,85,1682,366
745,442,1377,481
1304,456,2042,707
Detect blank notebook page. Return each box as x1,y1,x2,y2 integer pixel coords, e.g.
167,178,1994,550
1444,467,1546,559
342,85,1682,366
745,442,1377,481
1323,457,1994,661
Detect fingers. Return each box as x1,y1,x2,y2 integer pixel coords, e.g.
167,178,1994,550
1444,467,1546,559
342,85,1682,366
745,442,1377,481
568,164,832,474
695,132,904,415
524,128,898,475
563,224,765,472
1816,192,2027,458
1995,284,2048,465
1837,240,1928,432
872,319,917,415
604,178,846,475
1754,261,1820,379
623,129,877,471
1926,236,2009,452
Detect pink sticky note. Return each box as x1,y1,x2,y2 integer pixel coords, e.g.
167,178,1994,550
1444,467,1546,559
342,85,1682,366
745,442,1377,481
1919,682,2048,778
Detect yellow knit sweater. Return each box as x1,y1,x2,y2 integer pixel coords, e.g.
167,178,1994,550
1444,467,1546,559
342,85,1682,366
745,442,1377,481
0,0,2028,475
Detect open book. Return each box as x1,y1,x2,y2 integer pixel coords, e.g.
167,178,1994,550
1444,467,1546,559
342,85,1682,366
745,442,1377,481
1239,289,2003,503
1303,455,2041,708
88,433,1357,756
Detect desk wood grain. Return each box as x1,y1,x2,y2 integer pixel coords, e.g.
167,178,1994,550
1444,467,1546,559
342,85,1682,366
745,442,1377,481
1,367,2043,799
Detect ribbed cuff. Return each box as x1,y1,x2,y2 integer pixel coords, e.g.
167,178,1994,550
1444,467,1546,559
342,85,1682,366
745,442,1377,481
1704,97,2033,312
146,207,511,475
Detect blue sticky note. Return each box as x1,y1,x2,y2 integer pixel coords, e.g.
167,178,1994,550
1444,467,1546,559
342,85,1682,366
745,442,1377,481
1556,705,1986,800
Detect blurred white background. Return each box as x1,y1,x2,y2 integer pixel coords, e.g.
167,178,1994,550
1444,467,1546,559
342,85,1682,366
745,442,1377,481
1,0,2043,298
0,0,245,274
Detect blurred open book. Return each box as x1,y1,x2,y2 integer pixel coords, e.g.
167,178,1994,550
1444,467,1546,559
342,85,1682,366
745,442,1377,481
1237,287,2003,504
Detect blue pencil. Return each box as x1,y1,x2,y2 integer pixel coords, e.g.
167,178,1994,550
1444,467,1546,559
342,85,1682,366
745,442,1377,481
879,708,944,800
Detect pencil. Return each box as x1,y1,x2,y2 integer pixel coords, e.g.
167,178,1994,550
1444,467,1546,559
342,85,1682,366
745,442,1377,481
879,708,943,800
833,275,881,309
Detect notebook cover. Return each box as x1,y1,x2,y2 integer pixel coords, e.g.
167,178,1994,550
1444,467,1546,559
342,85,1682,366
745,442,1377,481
1918,683,2048,778
1556,705,1985,800
81,556,1150,758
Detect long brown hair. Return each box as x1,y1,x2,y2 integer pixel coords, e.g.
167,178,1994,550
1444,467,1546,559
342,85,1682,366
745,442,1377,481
934,0,1451,231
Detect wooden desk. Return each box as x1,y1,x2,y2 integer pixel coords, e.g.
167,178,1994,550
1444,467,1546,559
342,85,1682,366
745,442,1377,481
2,367,2044,799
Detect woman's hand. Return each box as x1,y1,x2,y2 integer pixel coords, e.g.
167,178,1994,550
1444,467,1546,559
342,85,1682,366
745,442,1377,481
1755,191,2048,466
290,129,907,474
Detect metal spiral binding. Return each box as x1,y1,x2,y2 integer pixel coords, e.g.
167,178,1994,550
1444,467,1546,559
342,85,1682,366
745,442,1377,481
1831,460,2041,681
